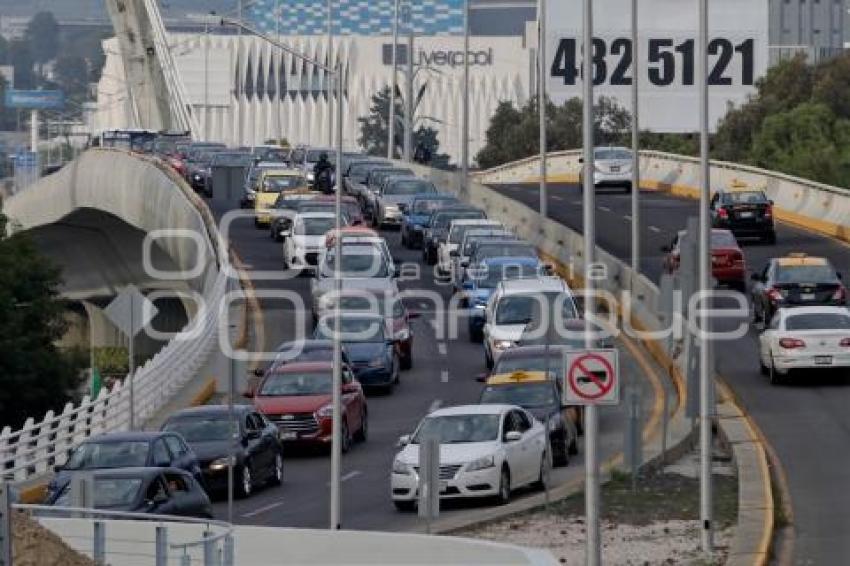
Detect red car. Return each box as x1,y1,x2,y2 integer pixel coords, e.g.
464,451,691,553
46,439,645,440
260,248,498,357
312,195,365,226
662,228,747,292
249,361,368,452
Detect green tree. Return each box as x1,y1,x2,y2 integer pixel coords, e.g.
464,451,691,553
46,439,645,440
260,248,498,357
357,86,450,166
25,12,59,67
53,55,89,99
749,103,850,186
0,214,85,430
9,40,35,89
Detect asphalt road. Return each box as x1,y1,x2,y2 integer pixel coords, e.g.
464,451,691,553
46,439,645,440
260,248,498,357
206,197,660,533
490,182,850,564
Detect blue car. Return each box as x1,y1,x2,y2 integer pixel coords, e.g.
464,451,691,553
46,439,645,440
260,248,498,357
462,256,550,342
400,194,458,249
314,312,400,390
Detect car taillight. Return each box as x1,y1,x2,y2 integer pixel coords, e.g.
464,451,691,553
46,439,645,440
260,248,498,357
779,338,806,349
764,204,773,218
718,207,729,219
731,251,743,264
832,286,846,302
840,338,850,347
766,288,784,303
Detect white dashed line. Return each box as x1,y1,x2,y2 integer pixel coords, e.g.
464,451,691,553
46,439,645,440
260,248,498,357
623,214,632,221
440,370,449,383
552,195,564,201
649,226,662,233
241,501,285,518
572,200,583,205
437,343,447,356
429,399,443,413
341,471,361,483
599,205,612,212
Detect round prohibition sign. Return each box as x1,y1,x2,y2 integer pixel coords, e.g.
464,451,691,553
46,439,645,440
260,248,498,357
567,353,615,401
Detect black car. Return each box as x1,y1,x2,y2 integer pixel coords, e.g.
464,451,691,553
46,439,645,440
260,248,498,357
161,405,283,498
51,467,213,519
47,432,202,504
314,313,400,390
751,254,846,324
265,339,352,370
422,206,487,265
710,189,776,243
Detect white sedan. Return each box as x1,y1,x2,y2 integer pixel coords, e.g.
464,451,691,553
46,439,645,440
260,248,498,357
283,212,337,271
758,306,850,384
390,404,548,511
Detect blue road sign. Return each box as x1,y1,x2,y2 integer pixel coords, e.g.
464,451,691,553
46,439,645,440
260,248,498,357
4,90,65,110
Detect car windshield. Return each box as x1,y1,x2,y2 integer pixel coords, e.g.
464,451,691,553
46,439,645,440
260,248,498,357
263,176,304,192
299,217,336,236
471,263,541,289
412,199,451,215
211,153,251,167
412,414,501,444
481,383,557,409
164,417,236,442
335,295,403,318
785,313,850,330
386,180,436,195
776,265,839,284
274,197,310,210
256,147,288,162
306,150,330,163
317,317,385,342
322,251,389,278
595,149,631,160
259,372,332,396
495,293,577,325
494,354,562,377
433,211,485,230
474,243,536,261
65,441,150,470
55,478,143,508
464,234,514,255
350,163,385,182
450,224,494,244
723,191,768,205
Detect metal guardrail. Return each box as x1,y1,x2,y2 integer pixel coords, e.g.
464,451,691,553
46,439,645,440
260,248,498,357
13,503,234,566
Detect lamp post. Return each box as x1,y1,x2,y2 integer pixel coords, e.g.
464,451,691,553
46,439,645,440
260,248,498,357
461,0,470,196
537,0,547,220
220,16,345,530
388,0,400,159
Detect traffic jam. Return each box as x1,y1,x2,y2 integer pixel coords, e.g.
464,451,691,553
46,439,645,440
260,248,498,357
42,138,849,520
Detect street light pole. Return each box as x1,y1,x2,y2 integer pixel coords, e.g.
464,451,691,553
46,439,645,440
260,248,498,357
327,0,334,148
461,0,470,197
220,16,346,530
204,17,210,141
630,0,640,274
388,0,400,159
404,22,414,163
582,0,599,562
236,0,243,146
537,0,547,220
697,0,714,555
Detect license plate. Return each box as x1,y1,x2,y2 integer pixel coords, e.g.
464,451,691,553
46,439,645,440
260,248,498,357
439,480,449,493
610,166,620,172
801,293,816,301
739,211,754,218
815,356,833,365
280,431,297,440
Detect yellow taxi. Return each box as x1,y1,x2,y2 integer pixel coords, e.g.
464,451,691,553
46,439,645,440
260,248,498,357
478,370,578,466
254,169,308,227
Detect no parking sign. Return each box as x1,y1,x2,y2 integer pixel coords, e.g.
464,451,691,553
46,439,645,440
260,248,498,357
563,350,620,406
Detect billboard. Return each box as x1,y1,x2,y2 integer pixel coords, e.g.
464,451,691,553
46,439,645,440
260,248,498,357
546,0,769,132
4,89,65,110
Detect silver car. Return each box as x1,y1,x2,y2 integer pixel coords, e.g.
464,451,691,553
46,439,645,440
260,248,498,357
375,177,438,228
579,146,633,193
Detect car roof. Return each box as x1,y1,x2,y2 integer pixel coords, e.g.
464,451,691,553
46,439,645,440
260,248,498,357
498,277,569,295
295,211,336,220
429,404,515,417
261,169,303,176
319,311,386,323
87,467,177,479
84,432,167,443
450,219,500,229
169,404,252,418
486,370,550,385
778,306,850,318
482,256,540,266
775,254,829,267
270,361,334,374
498,345,565,359
412,194,455,201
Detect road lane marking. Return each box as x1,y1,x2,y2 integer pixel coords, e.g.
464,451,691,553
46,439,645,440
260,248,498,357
241,500,285,518
437,343,447,356
649,226,662,233
441,370,449,383
341,471,361,482
572,200,582,205
429,399,443,413
623,214,632,221
599,205,612,212
552,195,564,201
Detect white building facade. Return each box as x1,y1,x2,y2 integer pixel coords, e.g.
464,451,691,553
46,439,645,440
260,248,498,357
92,32,532,164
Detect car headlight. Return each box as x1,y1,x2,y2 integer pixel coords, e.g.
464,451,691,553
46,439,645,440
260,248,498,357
315,404,333,419
413,225,423,232
386,205,400,213
209,456,236,471
307,172,315,181
246,192,256,201
493,340,514,350
393,459,413,475
395,328,410,341
368,356,386,368
473,303,487,310
466,454,495,472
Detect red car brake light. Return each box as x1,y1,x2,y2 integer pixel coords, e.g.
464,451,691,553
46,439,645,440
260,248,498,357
779,338,806,349
717,207,729,219
832,286,846,302
840,338,850,347
764,204,773,218
766,288,783,303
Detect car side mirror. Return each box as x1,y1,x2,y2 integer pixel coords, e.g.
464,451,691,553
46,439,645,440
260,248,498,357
450,250,459,257
245,430,261,440
837,272,843,280
53,464,64,473
397,434,411,448
393,266,401,278
243,388,255,399
750,273,761,282
475,373,487,383
504,431,522,443
660,245,671,253
460,259,470,268
253,368,265,378
543,263,555,276
769,199,774,205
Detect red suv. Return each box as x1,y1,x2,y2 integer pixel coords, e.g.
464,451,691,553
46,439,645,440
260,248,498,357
662,228,747,292
249,362,367,453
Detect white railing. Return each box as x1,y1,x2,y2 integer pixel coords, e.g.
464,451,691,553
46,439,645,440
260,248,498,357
1,273,226,483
